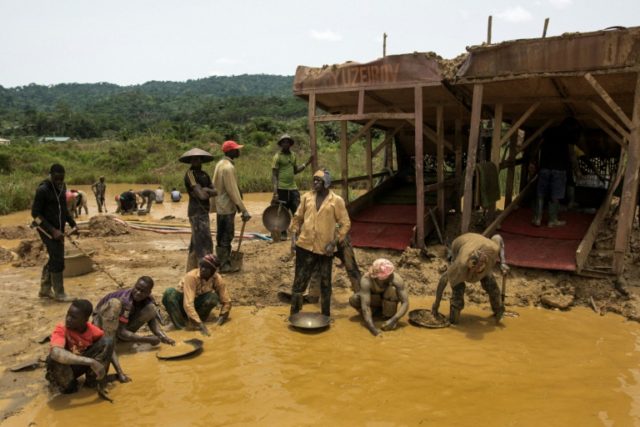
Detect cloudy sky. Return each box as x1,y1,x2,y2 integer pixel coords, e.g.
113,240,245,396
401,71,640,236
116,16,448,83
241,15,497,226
0,0,638,87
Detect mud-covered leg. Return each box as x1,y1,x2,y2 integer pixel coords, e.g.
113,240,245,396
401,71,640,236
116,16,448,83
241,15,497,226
481,275,505,322
449,282,466,324
431,272,449,316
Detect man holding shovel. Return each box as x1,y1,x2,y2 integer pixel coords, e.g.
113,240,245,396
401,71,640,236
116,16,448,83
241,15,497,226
432,233,509,324
213,141,251,273
31,163,78,302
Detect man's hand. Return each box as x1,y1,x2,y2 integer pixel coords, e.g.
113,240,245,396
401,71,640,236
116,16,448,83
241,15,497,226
241,211,251,222
146,336,161,346
324,241,335,256
206,188,218,197
381,319,397,331
51,229,64,241
90,361,106,380
431,303,440,317
215,315,227,327
271,193,279,205
117,372,132,383
368,326,382,337
199,323,210,337
160,335,175,346
69,226,79,237
500,263,510,275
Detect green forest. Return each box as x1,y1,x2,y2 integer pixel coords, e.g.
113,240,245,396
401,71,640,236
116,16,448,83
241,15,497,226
0,75,381,215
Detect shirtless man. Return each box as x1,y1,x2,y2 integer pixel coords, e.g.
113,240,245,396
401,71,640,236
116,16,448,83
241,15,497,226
432,233,509,324
349,258,409,336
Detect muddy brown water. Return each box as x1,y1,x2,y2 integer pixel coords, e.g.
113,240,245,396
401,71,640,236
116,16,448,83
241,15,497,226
2,299,640,426
0,184,273,233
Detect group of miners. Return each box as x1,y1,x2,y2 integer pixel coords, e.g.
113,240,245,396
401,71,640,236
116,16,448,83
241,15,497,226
36,125,579,398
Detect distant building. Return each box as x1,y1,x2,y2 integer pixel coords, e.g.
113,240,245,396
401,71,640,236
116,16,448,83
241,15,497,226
39,136,71,143
0,138,10,145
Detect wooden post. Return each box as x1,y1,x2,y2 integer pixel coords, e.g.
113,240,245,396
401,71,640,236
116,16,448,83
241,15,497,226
462,84,484,233
504,135,518,207
455,118,463,213
366,129,373,190
613,72,640,275
437,105,445,230
542,18,549,38
383,32,387,57
491,104,503,212
385,131,394,170
487,16,492,44
308,92,318,171
340,121,349,201
415,86,425,248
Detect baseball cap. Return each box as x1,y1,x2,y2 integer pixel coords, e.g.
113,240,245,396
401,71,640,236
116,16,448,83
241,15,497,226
222,140,244,153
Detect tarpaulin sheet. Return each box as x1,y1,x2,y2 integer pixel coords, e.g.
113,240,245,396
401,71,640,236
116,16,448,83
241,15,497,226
499,207,594,240
351,204,416,224
501,232,578,271
351,204,416,250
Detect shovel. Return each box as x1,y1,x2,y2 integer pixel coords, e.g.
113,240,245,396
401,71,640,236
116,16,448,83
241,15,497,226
229,220,246,272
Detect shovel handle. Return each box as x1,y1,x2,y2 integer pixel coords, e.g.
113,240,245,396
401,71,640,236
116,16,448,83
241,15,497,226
236,220,247,252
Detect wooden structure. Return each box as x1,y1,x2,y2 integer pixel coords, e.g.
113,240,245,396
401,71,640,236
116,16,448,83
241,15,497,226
293,54,468,248
454,26,640,276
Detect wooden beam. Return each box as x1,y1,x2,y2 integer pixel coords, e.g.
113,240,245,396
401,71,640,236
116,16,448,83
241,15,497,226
576,149,626,273
308,92,318,171
585,73,633,130
425,178,459,192
415,86,425,248
490,104,503,167
462,84,483,233
366,129,373,190
347,119,376,149
500,102,540,146
613,72,640,275
357,89,365,115
372,125,403,157
340,121,349,201
454,118,463,213
588,101,631,141
517,119,556,153
315,112,414,122
346,171,390,184
592,118,624,146
504,136,517,206
483,177,537,237
437,105,445,229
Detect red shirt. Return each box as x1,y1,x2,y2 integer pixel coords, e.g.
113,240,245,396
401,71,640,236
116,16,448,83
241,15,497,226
50,322,104,355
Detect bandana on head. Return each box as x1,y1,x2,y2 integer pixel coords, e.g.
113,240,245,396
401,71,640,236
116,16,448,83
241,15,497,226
369,258,394,280
313,169,332,189
200,254,220,270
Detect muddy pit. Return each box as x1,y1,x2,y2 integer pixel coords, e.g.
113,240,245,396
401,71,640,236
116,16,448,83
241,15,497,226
2,192,640,425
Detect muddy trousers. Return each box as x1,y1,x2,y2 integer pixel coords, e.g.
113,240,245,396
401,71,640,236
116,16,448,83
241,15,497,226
291,246,332,316
216,213,235,272
349,286,399,318
187,213,213,272
335,235,362,292
39,232,65,297
45,337,114,393
450,275,504,323
162,287,219,329
94,194,105,212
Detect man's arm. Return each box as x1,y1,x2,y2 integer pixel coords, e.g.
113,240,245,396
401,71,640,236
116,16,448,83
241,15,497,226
431,272,449,315
294,155,312,174
381,276,409,331
148,316,175,345
31,186,56,236
491,234,509,274
186,170,210,201
213,275,232,326
222,167,248,213
359,278,380,336
50,347,105,379
334,196,351,244
116,323,160,345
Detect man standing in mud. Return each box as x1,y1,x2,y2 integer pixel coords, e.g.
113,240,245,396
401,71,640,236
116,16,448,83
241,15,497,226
93,276,174,382
289,169,350,317
271,134,312,241
180,148,217,271
349,258,409,336
31,163,78,301
91,176,107,213
213,140,251,273
432,233,509,324
46,299,113,395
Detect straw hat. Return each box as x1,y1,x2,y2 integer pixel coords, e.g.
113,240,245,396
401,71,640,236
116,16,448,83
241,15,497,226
179,148,214,164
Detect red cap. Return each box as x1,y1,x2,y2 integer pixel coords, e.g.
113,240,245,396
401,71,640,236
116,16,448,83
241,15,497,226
222,140,244,153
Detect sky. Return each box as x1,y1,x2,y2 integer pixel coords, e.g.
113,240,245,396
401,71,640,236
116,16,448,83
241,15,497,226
0,0,638,88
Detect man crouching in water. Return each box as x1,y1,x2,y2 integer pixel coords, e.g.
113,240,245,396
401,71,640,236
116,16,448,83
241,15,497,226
349,258,409,336
432,233,509,324
46,300,113,394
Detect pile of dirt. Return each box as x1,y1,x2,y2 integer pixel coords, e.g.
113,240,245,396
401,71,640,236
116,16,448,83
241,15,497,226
0,247,15,264
12,239,46,267
0,225,36,240
87,215,129,237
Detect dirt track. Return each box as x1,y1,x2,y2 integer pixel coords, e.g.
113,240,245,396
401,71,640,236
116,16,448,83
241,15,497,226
1,214,639,420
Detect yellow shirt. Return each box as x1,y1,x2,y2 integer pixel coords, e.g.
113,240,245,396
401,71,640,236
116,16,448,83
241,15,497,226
177,269,232,324
213,157,247,215
290,190,350,255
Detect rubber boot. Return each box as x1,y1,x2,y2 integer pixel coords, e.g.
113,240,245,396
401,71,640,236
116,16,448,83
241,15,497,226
566,185,578,210
217,247,234,273
548,200,566,228
51,272,75,302
39,265,54,299
531,196,544,227
290,292,304,316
